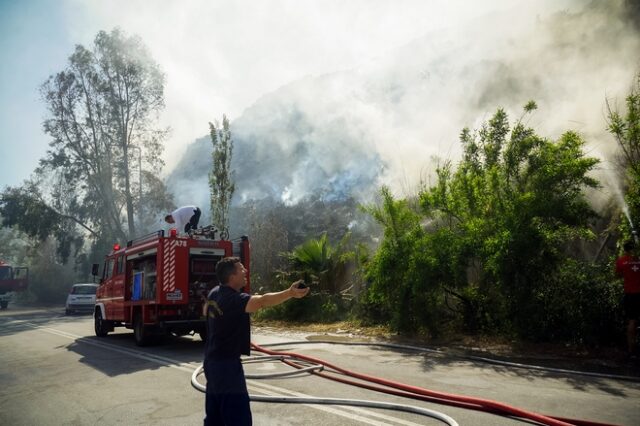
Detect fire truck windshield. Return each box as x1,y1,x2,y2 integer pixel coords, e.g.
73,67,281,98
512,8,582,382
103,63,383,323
71,285,98,295
0,266,11,280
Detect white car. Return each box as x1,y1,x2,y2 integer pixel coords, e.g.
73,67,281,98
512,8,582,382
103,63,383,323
65,283,99,315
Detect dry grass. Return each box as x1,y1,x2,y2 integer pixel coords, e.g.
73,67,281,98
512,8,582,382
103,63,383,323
252,319,393,338
251,318,635,371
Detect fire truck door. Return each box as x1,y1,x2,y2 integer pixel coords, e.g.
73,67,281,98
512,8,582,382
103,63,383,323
102,258,115,317
112,255,126,319
13,267,28,291
13,267,28,280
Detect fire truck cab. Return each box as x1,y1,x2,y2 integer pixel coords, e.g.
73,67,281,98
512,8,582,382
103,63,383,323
94,227,250,346
0,261,29,309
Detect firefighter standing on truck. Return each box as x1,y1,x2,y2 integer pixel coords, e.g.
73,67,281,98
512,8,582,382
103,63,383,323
165,205,201,234
204,257,309,425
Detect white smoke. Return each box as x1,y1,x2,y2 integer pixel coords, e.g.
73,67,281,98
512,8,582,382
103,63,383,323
68,0,640,209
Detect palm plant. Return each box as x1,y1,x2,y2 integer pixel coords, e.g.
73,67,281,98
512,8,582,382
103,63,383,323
286,232,354,294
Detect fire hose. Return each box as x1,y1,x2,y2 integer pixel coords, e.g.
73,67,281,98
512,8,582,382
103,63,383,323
191,358,460,426
260,340,640,382
191,340,626,426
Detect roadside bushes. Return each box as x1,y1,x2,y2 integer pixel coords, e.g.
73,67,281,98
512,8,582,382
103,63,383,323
25,238,79,304
360,105,606,341
521,258,623,344
253,288,351,323
257,102,627,349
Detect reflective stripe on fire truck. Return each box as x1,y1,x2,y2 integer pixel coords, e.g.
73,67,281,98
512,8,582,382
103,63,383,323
188,248,225,256
163,239,177,292
126,248,158,260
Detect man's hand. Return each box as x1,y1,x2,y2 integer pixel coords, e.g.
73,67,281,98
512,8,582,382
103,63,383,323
289,280,310,298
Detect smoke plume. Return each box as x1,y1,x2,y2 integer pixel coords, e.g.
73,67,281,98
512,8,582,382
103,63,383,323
167,1,640,216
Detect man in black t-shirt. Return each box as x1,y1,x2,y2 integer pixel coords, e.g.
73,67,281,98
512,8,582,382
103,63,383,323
204,257,309,426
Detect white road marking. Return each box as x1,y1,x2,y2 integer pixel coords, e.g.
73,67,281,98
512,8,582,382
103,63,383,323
249,380,431,426
246,382,397,426
21,321,427,426
24,323,197,372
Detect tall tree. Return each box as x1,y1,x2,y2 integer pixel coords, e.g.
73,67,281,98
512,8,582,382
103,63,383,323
364,104,600,337
246,204,289,291
38,28,168,240
607,73,640,236
208,115,235,233
420,104,599,335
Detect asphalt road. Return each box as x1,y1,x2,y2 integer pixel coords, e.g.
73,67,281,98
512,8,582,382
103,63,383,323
0,306,638,426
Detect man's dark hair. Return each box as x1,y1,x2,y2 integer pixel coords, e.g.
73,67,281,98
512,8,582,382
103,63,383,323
623,240,635,253
164,214,172,222
216,257,241,284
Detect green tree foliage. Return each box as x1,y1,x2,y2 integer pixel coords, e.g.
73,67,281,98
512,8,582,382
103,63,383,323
425,105,600,336
1,178,91,261
0,219,30,266
24,238,80,304
531,258,622,344
607,73,640,238
209,116,235,233
0,217,89,305
364,105,601,338
246,206,289,292
361,187,459,334
1,28,172,261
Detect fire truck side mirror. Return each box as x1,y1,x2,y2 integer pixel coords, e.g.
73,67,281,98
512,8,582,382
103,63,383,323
91,263,99,276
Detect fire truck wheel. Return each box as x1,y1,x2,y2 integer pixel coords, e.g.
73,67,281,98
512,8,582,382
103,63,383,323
133,312,150,346
94,310,109,337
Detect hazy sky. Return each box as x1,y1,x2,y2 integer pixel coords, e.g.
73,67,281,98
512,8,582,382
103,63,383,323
0,0,582,190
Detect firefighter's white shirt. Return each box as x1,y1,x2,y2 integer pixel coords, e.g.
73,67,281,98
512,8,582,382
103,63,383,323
171,206,197,233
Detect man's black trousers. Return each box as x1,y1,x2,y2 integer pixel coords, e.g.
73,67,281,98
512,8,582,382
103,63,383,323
204,358,252,426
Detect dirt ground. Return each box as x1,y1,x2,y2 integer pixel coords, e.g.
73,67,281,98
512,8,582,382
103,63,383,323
253,319,640,378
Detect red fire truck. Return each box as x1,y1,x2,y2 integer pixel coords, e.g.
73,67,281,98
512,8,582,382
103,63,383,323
0,261,29,309
93,227,250,346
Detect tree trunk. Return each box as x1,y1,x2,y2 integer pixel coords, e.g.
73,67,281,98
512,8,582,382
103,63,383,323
123,143,136,238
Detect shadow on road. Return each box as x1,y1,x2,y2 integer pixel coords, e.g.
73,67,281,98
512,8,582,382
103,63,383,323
63,333,206,377
263,337,640,398
0,305,207,377
0,305,79,337
405,346,640,397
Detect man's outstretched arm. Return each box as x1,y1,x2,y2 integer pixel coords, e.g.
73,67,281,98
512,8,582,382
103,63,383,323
245,280,309,313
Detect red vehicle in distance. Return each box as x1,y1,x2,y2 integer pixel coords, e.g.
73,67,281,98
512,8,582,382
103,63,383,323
0,261,28,309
